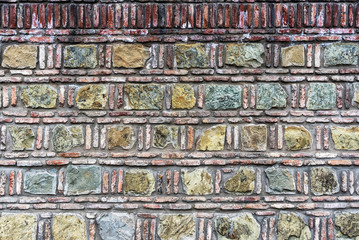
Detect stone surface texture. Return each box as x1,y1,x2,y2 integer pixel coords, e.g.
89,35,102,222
76,84,108,110
124,84,164,110
282,45,305,67
307,83,336,110
265,167,295,192
182,168,213,195
65,165,102,195
158,215,196,240
196,125,226,151
113,44,150,68
311,167,339,195
124,169,155,196
97,213,135,240
171,84,196,109
52,214,86,240
324,43,359,66
24,170,57,195
153,125,178,149
335,213,359,238
205,85,242,110
108,125,135,150
0,214,37,240
226,43,265,68
20,85,57,108
331,126,359,150
284,126,311,150
256,83,287,110
63,45,97,68
224,167,255,194
174,44,208,68
277,213,311,240
2,45,37,69
9,126,35,150
241,125,267,151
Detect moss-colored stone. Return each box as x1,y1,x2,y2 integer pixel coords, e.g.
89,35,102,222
224,168,255,194
331,126,359,150
24,170,57,195
125,84,164,110
69,125,84,147
172,84,196,109
335,213,359,238
113,44,150,68
216,213,260,240
311,167,339,195
307,83,336,110
63,45,97,68
282,45,305,67
158,215,196,240
174,44,208,68
65,165,102,195
0,214,37,240
225,43,264,68
76,84,108,110
9,126,35,151
196,125,226,151
153,125,178,149
182,168,213,195
20,85,57,109
52,125,73,152
124,169,155,196
277,213,311,240
324,43,359,66
52,214,86,240
241,125,267,151
108,126,135,150
256,83,287,110
2,45,37,69
205,85,242,110
284,126,311,151
265,167,295,192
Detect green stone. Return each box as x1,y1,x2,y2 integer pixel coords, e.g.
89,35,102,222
324,43,359,66
174,44,208,68
20,85,57,108
331,126,359,150
69,125,84,147
65,165,102,195
282,45,305,67
196,125,226,151
284,126,312,151
24,170,57,195
256,83,287,110
64,45,97,68
0,214,37,240
108,126,135,150
52,214,86,240
113,44,150,68
335,213,359,238
76,84,108,110
52,125,73,152
182,168,213,195
172,84,196,109
124,169,155,196
9,126,35,150
224,167,255,194
265,167,295,192
225,43,264,68
216,213,260,240
158,215,196,240
205,85,242,110
310,167,338,195
307,83,336,110
241,125,267,151
153,125,178,149
2,45,38,69
125,84,164,110
277,213,311,240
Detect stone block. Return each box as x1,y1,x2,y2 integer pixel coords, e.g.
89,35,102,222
0,214,37,240
174,44,208,68
158,214,196,240
172,84,196,109
310,167,339,195
108,125,135,150
284,126,311,151
124,84,164,110
307,83,336,110
113,44,150,68
182,168,213,195
76,84,108,110
224,167,255,194
324,43,359,66
20,85,57,109
282,45,305,67
9,126,35,150
331,126,359,150
65,165,102,195
97,213,135,240
205,85,242,110
63,45,97,68
52,214,86,240
196,125,226,151
256,83,287,110
24,170,57,195
241,125,267,151
226,43,264,68
124,169,155,196
2,45,37,69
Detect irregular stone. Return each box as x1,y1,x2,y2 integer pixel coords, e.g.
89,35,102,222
69,125,84,147
256,83,287,110
9,126,35,150
205,85,242,110
158,214,196,240
174,44,208,68
2,45,37,69
307,83,336,110
113,44,150,68
353,83,359,105
310,167,339,195
277,213,311,240
153,125,178,149
97,213,135,240
52,214,86,240
182,168,213,195
282,45,305,67
0,214,37,240
63,45,97,68
125,84,164,110
108,126,135,150
196,125,226,151
331,126,359,150
216,213,260,240
324,43,359,66
224,167,255,194
335,213,359,238
65,165,102,195
24,170,57,195
265,167,295,192
284,126,312,151
124,169,155,196
52,125,73,152
225,43,265,68
20,85,57,108
241,125,267,151
171,84,196,109
76,84,108,110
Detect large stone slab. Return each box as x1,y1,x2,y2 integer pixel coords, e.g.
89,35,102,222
65,165,102,195
76,84,108,110
224,167,255,194
265,167,295,192
113,44,150,68
174,44,208,68
241,125,267,151
277,213,311,240
97,213,135,240
108,126,135,150
125,84,164,110
205,85,242,110
158,214,196,240
335,212,359,238
63,45,97,68
182,168,213,195
196,125,226,151
52,214,86,240
331,126,359,150
0,213,37,240
256,83,287,110
225,43,264,68
21,85,57,109
172,84,196,109
324,43,359,66
153,125,178,149
2,45,37,69
307,83,336,110
310,167,339,195
282,45,305,67
9,126,35,150
284,126,311,151
124,169,155,196
24,170,57,195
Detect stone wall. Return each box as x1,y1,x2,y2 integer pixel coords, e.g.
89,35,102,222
0,1,359,239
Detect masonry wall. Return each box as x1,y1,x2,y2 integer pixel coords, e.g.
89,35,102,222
0,1,359,239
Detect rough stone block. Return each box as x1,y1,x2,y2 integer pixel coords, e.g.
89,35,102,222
265,167,295,192
153,125,178,149
158,215,196,240
97,213,135,240
52,214,86,240
20,85,57,109
24,170,57,195
284,126,311,151
324,43,359,66
307,83,336,110
2,45,37,69
113,44,150,68
256,83,287,110
182,168,213,195
65,165,102,195
0,214,37,240
63,45,97,68
76,84,108,110
108,125,135,150
124,169,155,196
172,84,196,109
241,125,267,151
124,84,164,110
224,167,255,194
332,126,359,150
225,43,264,68
9,126,35,151
196,125,226,151
174,44,208,68
205,85,242,110
282,45,305,67
310,167,339,195
277,213,311,240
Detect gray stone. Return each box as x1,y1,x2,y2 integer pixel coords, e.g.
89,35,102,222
2,45,38,69
24,170,57,195
65,165,102,195
241,125,267,151
97,213,135,240
307,83,336,110
0,213,37,240
9,126,35,151
182,168,213,195
20,85,57,109
277,213,311,240
125,84,164,110
158,214,196,240
153,125,178,149
256,83,287,110
311,167,339,195
52,125,73,152
324,43,359,66
174,44,208,68
64,45,97,68
265,167,295,192
335,213,359,238
226,43,265,68
205,85,242,110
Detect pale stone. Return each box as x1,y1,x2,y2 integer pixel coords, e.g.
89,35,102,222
20,85,57,108
0,213,37,240
284,126,311,151
256,83,287,110
241,125,267,151
124,169,155,196
224,167,255,194
9,126,35,150
182,168,213,195
125,84,164,110
108,126,135,150
331,126,359,150
2,45,37,69
52,125,73,152
282,45,305,67
307,83,336,110
175,44,208,68
69,125,84,147
311,167,339,195
265,167,295,192
196,125,226,151
277,213,311,240
63,45,97,68
335,213,359,238
153,125,178,149
324,43,359,66
158,214,196,240
52,214,86,240
353,83,359,105
24,170,57,195
205,85,242,110
97,213,135,240
65,165,102,195
226,43,264,68
172,84,196,109
113,44,150,68
76,84,108,110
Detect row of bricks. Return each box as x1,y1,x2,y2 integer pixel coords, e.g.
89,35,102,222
1,3,359,30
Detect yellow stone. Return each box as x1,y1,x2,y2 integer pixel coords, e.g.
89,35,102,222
172,84,196,109
108,126,135,150
331,126,359,150
284,126,311,151
282,45,305,67
158,215,196,240
76,84,108,110
2,45,37,69
182,168,213,195
52,214,86,240
113,44,150,68
196,125,226,151
124,169,155,196
0,214,37,240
